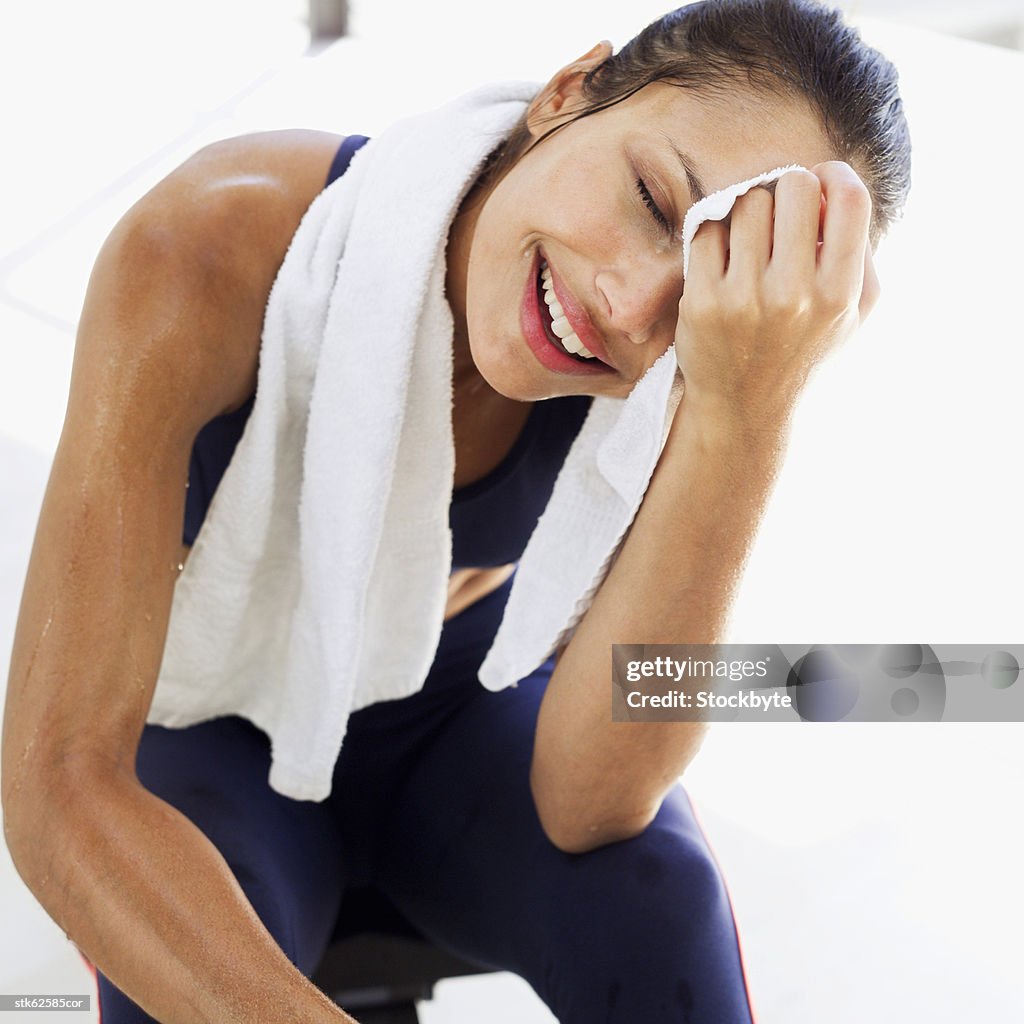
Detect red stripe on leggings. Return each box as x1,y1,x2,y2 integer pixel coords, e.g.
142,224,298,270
685,792,761,1024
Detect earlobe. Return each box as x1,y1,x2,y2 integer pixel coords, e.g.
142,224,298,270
526,39,614,138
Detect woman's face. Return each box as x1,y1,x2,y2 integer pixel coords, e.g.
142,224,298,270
450,50,835,402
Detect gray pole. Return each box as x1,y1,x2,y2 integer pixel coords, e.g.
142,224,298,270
309,0,349,38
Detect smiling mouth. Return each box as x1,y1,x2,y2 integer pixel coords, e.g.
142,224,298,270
536,261,602,364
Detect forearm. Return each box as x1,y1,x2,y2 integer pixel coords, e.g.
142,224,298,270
530,394,792,852
8,767,355,1024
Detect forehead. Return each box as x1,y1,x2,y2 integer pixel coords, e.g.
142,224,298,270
600,81,832,192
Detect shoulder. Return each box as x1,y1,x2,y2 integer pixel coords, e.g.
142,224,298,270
84,130,348,422
177,128,346,208
120,129,347,284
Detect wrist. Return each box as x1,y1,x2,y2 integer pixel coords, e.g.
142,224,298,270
674,383,796,454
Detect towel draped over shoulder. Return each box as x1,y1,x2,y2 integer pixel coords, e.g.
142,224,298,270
147,80,797,802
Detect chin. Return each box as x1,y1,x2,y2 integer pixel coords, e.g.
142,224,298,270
479,367,545,403
467,337,539,401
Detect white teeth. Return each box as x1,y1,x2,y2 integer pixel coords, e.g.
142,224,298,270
539,260,597,360
550,315,573,339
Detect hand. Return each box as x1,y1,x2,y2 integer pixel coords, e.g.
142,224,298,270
675,161,878,427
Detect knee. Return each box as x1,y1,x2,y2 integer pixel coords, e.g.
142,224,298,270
538,831,751,1022
603,826,728,932
542,820,729,950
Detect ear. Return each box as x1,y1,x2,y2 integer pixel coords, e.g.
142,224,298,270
526,40,614,139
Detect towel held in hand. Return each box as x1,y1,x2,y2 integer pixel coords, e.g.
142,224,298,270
146,80,804,802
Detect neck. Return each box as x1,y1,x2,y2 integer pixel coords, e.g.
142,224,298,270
445,175,492,395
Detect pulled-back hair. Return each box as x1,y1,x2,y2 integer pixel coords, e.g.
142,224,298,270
487,0,911,246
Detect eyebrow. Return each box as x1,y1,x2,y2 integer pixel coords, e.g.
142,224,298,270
658,131,709,207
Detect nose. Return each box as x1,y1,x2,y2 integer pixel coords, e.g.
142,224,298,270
594,249,683,349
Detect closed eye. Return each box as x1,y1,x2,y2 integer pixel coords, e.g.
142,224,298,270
636,177,670,234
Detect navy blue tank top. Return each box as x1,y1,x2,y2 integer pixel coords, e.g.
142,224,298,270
182,135,592,570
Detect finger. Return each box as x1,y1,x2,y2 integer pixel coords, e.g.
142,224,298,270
684,218,728,294
725,185,774,281
811,161,872,302
859,242,881,322
770,169,822,283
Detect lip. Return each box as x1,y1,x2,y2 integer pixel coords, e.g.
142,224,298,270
543,258,616,369
520,249,615,377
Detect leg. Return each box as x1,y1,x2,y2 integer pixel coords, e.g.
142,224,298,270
92,716,348,1023
372,660,756,1024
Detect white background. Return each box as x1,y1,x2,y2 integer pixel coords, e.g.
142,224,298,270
1,2,1022,1022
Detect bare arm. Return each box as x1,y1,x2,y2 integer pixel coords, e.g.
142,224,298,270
530,163,878,854
1,129,360,1024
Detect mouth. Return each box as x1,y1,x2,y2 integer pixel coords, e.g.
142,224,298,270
520,251,615,378
537,261,601,363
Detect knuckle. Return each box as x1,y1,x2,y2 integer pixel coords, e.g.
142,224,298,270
815,159,858,180
777,168,821,196
816,282,853,318
690,219,725,252
696,217,727,236
762,286,796,319
680,284,718,323
816,161,872,202
721,283,758,316
834,177,871,210
736,185,775,210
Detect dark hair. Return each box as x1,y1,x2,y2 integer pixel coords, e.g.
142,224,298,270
486,0,911,247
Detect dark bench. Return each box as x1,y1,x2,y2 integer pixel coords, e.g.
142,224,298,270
311,885,496,1022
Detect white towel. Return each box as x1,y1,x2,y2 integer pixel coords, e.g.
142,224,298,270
147,78,804,802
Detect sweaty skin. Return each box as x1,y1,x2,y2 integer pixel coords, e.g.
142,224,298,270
3,39,879,1021
1,126,541,1024
0,132,377,1024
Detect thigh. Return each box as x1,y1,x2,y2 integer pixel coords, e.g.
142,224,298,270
94,716,348,1023
373,662,756,1024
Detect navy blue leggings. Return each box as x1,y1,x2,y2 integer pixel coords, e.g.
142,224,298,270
92,577,755,1022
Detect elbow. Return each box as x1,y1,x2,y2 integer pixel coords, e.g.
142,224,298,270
3,767,60,885
530,769,657,855
2,754,98,893
4,797,77,936
2,748,40,879
3,782,52,892
538,807,656,856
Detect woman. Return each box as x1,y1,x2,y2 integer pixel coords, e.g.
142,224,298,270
2,1,909,1021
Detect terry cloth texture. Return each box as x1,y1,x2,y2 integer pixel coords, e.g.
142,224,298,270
148,77,802,802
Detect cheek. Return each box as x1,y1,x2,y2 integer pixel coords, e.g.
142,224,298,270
465,217,516,327
464,259,519,372
464,193,524,305
500,153,606,247
534,139,629,231
462,249,549,399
